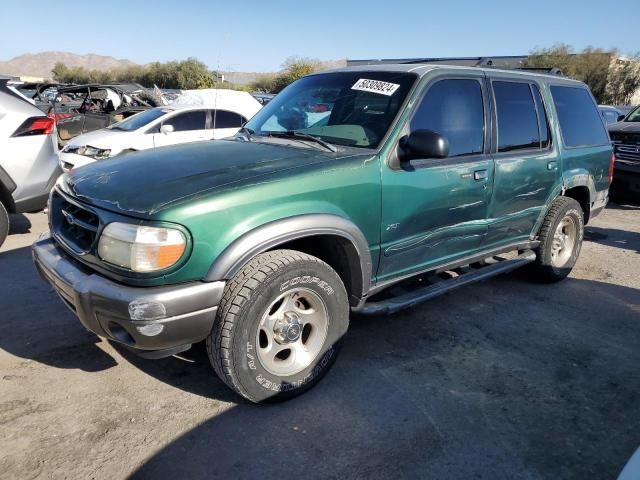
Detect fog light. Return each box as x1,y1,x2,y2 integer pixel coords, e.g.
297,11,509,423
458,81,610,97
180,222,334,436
129,300,167,321
136,323,164,337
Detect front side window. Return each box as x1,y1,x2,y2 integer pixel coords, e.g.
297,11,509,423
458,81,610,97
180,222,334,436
410,78,484,157
110,108,170,132
550,86,609,147
164,110,207,132
493,81,540,152
245,71,417,148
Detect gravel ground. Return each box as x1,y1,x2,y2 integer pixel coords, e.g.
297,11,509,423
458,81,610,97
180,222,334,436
1,204,639,480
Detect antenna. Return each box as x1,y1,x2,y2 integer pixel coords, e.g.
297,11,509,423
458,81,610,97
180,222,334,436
212,47,222,132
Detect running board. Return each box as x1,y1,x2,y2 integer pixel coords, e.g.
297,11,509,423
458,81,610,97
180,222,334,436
357,249,536,316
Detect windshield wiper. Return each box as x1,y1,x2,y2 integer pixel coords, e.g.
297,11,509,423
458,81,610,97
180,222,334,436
262,130,337,152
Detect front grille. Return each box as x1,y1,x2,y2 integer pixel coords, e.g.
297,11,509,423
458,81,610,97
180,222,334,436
614,143,640,163
50,190,100,254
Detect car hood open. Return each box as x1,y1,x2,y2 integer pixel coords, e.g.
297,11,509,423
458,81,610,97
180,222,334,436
63,139,347,217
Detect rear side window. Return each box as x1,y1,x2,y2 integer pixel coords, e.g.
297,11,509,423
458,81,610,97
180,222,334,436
493,81,539,152
531,85,551,148
164,110,207,131
550,86,609,147
211,110,246,129
411,79,484,157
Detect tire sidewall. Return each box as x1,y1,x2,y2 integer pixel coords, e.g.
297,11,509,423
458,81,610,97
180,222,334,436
0,202,9,248
231,260,349,402
544,204,584,276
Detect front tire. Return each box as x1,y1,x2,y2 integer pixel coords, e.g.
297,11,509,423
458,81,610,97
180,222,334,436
207,250,349,403
531,197,584,282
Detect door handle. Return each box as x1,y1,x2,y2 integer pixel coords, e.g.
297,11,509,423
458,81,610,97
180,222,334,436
474,169,488,181
547,161,558,171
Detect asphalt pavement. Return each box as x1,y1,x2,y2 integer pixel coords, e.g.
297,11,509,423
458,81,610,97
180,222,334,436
1,204,639,479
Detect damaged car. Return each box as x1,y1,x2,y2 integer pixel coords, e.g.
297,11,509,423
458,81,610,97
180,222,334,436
52,84,164,145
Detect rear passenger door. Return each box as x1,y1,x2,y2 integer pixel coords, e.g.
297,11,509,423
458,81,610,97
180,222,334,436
484,78,560,246
210,109,247,139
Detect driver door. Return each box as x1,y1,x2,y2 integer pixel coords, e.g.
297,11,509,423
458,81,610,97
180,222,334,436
378,73,494,282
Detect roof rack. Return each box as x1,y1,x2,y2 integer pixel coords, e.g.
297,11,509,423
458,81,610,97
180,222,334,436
346,56,566,76
513,66,565,77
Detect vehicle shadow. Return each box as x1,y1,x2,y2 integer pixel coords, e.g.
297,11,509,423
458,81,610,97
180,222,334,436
0,245,117,372
585,226,640,253
111,341,240,404
8,213,32,235
129,275,640,480
607,200,640,210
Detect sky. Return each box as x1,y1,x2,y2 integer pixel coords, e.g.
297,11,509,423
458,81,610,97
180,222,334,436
1,0,637,72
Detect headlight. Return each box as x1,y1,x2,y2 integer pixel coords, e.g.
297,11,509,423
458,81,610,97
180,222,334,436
97,223,187,272
72,145,111,159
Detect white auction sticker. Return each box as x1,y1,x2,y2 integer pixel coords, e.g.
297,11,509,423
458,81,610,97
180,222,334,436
351,78,400,96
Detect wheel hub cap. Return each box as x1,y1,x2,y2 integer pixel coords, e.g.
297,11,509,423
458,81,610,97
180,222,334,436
255,288,329,377
551,216,577,267
274,312,303,344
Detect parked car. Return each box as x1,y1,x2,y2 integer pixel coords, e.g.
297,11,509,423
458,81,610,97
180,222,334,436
598,105,624,125
58,90,262,170
615,105,636,117
608,104,640,199
52,84,164,146
0,78,60,247
33,65,612,402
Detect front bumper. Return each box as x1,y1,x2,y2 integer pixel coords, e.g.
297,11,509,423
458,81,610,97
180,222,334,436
32,233,225,358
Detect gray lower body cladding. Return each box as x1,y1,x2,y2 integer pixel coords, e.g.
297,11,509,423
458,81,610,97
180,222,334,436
32,233,225,357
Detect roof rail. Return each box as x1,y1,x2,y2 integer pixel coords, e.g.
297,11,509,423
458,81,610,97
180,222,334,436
514,67,565,77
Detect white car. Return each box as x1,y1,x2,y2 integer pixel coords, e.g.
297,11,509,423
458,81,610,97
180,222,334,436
58,90,261,171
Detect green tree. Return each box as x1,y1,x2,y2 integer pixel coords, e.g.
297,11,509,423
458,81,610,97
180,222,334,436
250,74,277,93
526,44,613,102
266,56,322,93
606,55,640,104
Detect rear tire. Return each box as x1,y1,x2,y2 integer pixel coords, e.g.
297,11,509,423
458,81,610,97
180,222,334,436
206,249,349,403
531,197,584,282
0,202,9,248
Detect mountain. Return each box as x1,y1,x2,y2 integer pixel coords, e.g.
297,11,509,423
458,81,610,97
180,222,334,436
0,51,348,85
0,52,137,79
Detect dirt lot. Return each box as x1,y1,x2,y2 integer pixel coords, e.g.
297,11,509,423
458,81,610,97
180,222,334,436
1,204,639,480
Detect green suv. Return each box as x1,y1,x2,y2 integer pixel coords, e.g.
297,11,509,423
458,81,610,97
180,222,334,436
33,65,612,402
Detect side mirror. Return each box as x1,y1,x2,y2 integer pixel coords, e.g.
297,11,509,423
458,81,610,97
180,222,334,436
399,129,449,162
618,114,626,122
160,124,174,135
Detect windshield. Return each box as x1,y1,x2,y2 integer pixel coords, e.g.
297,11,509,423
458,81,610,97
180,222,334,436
625,106,640,122
245,71,417,148
109,107,170,131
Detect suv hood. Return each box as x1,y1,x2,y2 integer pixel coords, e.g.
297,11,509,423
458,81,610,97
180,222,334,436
63,140,347,217
609,122,640,135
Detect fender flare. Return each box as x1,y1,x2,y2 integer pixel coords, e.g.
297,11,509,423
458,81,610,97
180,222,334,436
205,214,373,299
0,166,17,212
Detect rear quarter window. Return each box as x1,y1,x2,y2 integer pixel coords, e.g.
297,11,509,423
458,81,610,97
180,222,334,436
550,86,609,147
